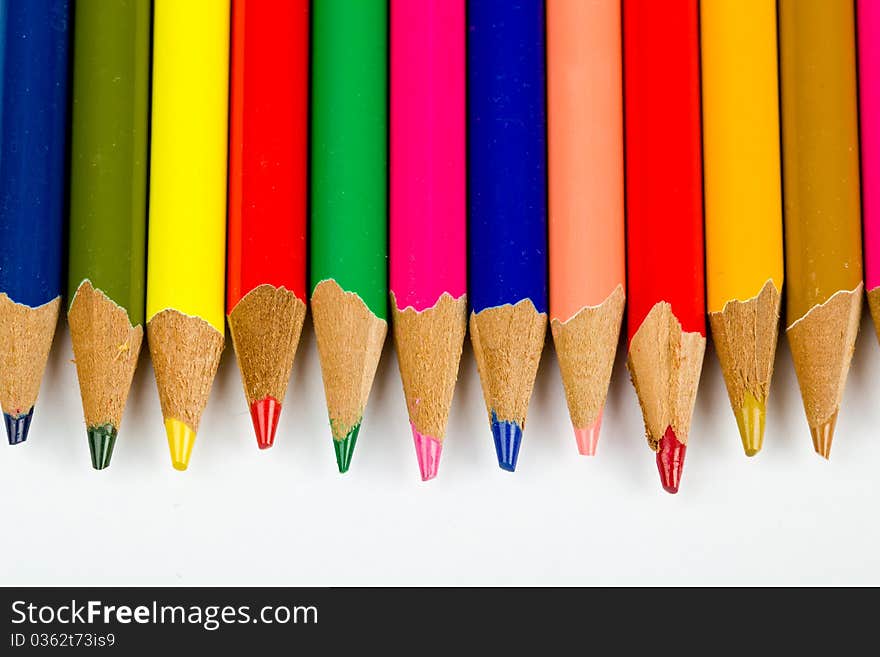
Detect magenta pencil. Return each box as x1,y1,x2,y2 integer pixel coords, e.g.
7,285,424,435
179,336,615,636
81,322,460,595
860,1,880,334
390,0,467,481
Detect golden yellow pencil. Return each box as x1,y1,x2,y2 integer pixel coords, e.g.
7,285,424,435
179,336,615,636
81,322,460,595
779,0,863,458
147,0,229,470
701,0,784,457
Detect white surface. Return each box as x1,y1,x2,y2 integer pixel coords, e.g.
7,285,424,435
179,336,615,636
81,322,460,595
2,310,880,586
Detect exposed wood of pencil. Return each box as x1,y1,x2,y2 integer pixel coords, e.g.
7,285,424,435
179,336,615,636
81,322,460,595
708,279,780,424
147,308,224,433
626,301,705,450
550,284,624,431
68,281,143,429
311,279,387,440
0,293,60,416
470,298,547,428
228,284,306,406
392,292,467,441
786,286,862,443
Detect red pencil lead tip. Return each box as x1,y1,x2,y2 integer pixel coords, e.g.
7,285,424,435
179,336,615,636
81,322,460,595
656,426,686,494
250,396,282,450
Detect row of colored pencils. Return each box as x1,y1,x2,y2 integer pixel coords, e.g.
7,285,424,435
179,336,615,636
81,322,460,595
0,1,874,494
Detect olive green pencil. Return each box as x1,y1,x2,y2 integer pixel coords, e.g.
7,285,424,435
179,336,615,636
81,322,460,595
67,0,151,470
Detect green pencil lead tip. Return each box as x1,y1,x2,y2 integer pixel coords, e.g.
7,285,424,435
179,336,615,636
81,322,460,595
88,424,118,470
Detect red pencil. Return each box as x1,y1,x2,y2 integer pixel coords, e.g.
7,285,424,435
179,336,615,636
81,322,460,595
227,0,309,449
623,0,706,494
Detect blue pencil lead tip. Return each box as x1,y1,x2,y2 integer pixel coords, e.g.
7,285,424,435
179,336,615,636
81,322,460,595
491,412,522,472
5,408,34,445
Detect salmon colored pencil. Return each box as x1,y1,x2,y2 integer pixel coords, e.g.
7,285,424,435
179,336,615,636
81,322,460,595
780,0,862,457
147,0,229,470
623,0,706,494
227,0,308,450
701,0,783,457
547,0,625,457
859,1,880,338
390,0,466,481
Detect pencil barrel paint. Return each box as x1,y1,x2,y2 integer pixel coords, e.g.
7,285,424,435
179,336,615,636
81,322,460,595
227,0,308,310
0,0,70,308
310,0,388,319
547,0,625,320
858,2,880,302
68,0,149,323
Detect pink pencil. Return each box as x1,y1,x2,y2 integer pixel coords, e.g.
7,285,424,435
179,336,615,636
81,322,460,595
859,1,880,332
390,0,467,481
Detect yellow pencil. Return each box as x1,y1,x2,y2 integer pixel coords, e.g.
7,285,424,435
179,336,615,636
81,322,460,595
701,0,784,456
147,0,229,470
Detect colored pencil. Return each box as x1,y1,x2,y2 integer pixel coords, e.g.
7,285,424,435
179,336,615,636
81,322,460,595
227,1,308,450
0,0,70,445
147,0,229,471
390,0,467,481
67,0,150,469
859,2,880,339
311,0,388,474
779,0,862,458
701,0,784,458
547,0,625,457
623,0,706,494
468,0,548,472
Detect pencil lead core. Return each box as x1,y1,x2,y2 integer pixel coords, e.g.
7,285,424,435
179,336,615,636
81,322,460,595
656,427,686,494
88,424,118,470
574,409,603,456
4,408,33,445
811,412,837,460
491,412,522,472
334,424,360,474
250,396,281,450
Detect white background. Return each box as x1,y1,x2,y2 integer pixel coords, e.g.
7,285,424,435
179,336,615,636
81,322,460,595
2,308,880,586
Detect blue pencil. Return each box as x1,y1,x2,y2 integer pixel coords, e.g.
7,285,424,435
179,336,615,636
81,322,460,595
468,0,548,472
0,0,70,445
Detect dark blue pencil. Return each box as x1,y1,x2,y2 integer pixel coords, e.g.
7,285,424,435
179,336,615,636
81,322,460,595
0,0,70,445
468,0,548,472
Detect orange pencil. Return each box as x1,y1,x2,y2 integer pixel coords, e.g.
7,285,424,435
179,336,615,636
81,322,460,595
547,0,625,455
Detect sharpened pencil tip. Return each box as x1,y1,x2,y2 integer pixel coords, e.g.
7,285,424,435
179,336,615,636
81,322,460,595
250,396,281,450
4,408,33,445
88,424,118,470
166,418,196,471
735,391,765,458
656,426,686,494
491,412,522,472
412,424,442,481
333,424,360,473
574,410,603,456
811,412,837,460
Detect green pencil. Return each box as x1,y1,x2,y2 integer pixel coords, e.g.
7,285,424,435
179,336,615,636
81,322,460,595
310,0,388,474
67,0,150,470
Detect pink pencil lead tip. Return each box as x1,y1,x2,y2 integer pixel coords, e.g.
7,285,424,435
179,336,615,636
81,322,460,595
574,410,603,456
412,424,443,481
